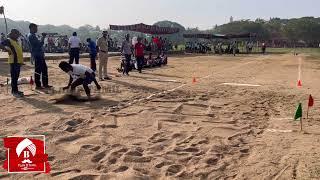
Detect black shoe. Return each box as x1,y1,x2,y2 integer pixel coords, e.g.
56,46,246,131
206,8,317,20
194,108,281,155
35,86,45,90
104,76,112,80
12,92,24,98
44,85,53,89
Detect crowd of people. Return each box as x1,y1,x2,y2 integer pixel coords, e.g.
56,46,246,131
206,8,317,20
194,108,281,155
1,23,170,98
186,41,266,56
185,42,212,53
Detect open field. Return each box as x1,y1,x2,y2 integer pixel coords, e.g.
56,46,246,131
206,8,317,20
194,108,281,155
1,53,320,179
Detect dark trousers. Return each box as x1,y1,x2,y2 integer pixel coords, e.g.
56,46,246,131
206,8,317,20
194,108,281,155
10,63,21,93
71,78,90,96
124,54,131,74
34,55,48,87
90,53,97,71
136,56,144,72
69,48,80,64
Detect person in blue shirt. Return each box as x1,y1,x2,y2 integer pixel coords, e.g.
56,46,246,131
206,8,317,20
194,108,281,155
86,38,97,71
28,23,52,90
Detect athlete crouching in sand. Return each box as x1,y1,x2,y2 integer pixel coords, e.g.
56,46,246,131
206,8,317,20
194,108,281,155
59,61,101,98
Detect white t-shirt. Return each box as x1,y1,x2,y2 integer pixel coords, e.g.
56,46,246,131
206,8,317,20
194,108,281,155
68,64,93,81
68,36,81,48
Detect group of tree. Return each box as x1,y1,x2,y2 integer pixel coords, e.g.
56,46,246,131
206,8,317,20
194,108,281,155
0,17,320,47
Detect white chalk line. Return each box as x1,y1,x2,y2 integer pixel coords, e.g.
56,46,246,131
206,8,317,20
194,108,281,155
220,83,262,87
107,59,259,112
266,129,293,133
146,78,180,83
298,57,302,81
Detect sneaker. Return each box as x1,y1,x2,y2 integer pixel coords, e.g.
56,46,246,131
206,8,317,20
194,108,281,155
12,92,24,98
44,85,53,89
17,91,24,95
35,86,44,90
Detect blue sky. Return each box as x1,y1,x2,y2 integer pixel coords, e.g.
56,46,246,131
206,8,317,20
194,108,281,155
2,0,320,29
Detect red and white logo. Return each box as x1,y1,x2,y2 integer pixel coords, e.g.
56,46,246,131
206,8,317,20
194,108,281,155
2,135,50,173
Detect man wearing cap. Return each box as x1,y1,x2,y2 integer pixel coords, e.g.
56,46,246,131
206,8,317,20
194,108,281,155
96,31,111,80
28,23,52,90
0,29,24,97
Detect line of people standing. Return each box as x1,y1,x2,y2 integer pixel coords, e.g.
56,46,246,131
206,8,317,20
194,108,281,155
121,34,145,76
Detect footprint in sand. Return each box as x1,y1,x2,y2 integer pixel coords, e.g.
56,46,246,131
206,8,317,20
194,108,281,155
113,166,129,173
39,122,50,127
56,135,83,143
66,119,83,127
123,155,153,163
50,169,81,177
155,161,173,169
148,133,168,143
166,164,184,176
68,174,97,180
206,157,219,165
81,145,101,152
91,151,107,163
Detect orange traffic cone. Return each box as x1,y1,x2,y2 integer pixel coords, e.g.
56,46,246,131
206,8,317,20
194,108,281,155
192,77,197,84
30,76,34,90
297,80,302,87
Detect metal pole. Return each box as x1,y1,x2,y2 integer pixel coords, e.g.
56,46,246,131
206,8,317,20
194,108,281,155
0,6,8,36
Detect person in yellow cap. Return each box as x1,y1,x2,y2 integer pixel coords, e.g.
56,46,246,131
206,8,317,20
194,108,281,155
0,29,24,97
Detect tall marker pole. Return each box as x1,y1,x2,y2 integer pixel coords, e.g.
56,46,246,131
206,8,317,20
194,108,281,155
0,6,8,36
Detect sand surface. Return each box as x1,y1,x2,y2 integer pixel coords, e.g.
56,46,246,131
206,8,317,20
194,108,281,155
1,54,320,179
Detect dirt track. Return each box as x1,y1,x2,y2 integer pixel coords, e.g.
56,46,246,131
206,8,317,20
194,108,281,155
1,54,320,179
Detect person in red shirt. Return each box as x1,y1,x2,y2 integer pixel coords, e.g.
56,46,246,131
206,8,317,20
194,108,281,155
134,37,145,73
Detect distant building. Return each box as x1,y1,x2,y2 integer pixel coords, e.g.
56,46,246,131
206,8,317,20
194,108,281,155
230,16,234,23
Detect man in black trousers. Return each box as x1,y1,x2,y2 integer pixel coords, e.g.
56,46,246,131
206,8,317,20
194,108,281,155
28,23,52,90
68,32,81,64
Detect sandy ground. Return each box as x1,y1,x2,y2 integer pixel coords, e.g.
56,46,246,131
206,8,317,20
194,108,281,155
1,53,320,179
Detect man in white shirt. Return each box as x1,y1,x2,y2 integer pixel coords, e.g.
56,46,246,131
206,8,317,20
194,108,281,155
96,31,111,80
68,32,81,64
121,34,133,75
59,61,101,98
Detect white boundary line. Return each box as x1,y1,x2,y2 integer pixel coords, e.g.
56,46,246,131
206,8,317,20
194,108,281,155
107,60,257,112
220,83,261,87
298,57,302,81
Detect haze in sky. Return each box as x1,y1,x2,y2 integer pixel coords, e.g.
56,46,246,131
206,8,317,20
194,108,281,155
2,0,320,30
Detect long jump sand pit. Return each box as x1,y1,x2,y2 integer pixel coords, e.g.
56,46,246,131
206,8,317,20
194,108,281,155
1,54,320,179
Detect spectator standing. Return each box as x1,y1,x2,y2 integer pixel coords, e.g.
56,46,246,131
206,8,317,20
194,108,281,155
68,32,81,64
96,31,111,80
121,34,133,76
28,23,52,90
86,38,97,71
134,37,145,73
1,29,24,97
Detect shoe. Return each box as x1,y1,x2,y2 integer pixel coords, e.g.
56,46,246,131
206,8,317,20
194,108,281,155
35,86,44,90
17,91,24,95
104,76,112,80
12,92,24,98
44,85,53,89
99,78,105,81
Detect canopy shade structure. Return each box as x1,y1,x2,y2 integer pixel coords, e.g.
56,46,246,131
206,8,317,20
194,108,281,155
183,33,256,39
183,33,228,39
110,23,180,35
